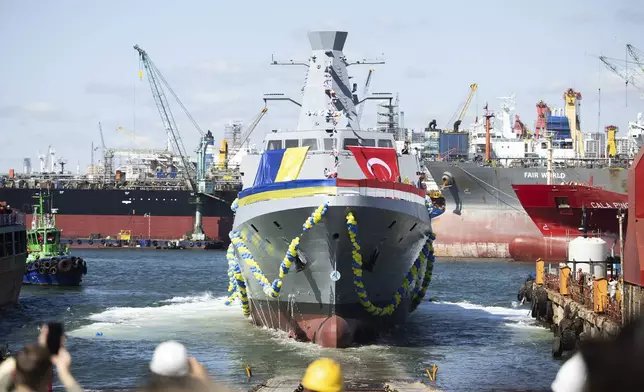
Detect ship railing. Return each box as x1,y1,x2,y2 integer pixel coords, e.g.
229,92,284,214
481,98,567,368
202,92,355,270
434,156,631,169
0,211,25,227
544,262,622,325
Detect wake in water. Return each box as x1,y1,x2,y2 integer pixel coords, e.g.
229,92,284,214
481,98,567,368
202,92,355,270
68,292,247,340
427,300,543,330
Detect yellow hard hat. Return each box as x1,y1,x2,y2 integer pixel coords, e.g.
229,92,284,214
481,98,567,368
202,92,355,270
301,358,343,392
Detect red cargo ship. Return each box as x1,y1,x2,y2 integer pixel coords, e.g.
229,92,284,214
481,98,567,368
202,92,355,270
511,183,628,259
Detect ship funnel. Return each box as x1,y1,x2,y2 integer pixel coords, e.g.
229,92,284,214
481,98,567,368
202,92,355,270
307,31,348,52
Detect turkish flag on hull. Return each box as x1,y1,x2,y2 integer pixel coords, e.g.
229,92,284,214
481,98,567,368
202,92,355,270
347,146,400,182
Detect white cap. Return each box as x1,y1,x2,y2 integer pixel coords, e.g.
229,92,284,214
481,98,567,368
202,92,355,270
149,341,190,377
551,352,587,392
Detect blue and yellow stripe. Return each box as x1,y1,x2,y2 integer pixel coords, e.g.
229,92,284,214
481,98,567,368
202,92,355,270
238,179,337,207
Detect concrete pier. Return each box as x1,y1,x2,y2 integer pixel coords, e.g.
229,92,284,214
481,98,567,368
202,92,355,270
545,286,620,339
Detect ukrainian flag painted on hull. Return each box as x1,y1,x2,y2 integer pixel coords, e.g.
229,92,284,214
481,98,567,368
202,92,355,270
253,147,310,187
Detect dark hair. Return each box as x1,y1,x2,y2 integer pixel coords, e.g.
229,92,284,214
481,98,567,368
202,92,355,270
14,344,52,391
580,317,644,391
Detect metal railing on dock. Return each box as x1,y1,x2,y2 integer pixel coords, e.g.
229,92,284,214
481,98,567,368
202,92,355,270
541,260,622,324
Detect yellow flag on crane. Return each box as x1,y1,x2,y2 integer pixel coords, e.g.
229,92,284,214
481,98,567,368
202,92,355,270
138,70,143,80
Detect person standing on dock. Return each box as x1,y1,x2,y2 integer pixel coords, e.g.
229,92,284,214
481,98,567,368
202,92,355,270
608,277,617,303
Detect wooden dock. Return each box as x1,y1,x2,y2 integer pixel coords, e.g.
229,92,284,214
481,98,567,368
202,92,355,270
248,379,442,392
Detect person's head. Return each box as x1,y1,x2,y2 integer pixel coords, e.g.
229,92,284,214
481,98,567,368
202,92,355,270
553,317,644,392
146,341,216,392
13,344,52,392
150,341,190,378
301,358,343,392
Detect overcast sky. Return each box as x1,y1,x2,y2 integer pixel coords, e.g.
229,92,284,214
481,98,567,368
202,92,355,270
1,0,643,172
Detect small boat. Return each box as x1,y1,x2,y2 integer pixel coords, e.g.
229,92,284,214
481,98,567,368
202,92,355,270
23,193,87,286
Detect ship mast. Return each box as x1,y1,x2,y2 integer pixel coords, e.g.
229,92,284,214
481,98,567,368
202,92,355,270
546,133,554,185
484,103,494,162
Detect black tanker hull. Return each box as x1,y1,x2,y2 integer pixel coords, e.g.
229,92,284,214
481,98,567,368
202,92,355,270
0,188,237,242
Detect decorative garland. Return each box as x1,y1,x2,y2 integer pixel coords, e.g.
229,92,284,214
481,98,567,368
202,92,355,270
225,243,250,316
226,190,443,316
346,195,440,316
228,203,329,299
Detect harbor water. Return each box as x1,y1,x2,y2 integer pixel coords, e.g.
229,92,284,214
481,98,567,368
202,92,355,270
1,249,561,391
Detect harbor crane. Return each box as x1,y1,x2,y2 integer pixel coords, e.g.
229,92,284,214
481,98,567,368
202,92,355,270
134,45,201,189
134,44,219,241
598,45,644,96
446,83,478,132
627,44,644,74
98,122,114,182
228,107,268,164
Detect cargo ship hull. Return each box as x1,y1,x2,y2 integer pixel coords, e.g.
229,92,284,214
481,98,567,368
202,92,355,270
512,184,628,239
0,188,236,243
424,162,629,261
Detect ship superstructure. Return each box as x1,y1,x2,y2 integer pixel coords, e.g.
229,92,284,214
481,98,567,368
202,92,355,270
225,31,445,348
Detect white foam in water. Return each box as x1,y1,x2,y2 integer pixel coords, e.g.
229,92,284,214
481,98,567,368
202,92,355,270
430,300,542,330
69,292,248,340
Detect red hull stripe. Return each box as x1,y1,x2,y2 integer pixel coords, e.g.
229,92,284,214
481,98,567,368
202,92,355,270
336,179,426,197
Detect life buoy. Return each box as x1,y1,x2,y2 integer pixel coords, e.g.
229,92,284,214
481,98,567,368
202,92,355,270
33,261,41,269
58,259,72,272
196,242,202,247
189,242,194,247
43,260,52,269
88,240,94,245
49,266,58,275
38,267,46,275
68,239,74,244
100,239,106,245
77,239,82,244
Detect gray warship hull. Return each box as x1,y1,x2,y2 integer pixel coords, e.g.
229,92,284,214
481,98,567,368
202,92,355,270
424,161,629,260
232,195,430,347
227,30,439,348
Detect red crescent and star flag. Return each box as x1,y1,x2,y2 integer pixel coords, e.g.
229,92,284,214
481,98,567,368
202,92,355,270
347,145,400,182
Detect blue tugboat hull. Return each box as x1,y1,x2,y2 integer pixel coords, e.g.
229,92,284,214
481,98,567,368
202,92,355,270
23,255,87,286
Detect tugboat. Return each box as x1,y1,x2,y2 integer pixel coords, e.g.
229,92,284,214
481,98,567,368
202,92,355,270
23,193,87,286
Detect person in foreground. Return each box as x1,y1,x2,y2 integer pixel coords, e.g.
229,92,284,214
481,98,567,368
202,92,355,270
551,317,644,391
300,358,343,392
142,340,219,392
0,325,82,392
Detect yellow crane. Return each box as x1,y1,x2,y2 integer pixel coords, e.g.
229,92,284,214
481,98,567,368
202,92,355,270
605,125,618,157
446,83,478,132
